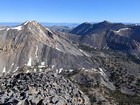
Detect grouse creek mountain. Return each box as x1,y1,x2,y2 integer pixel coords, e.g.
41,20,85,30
0,21,93,74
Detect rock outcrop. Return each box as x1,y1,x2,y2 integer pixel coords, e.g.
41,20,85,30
0,70,90,105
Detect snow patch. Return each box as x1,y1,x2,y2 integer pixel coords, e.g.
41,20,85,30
85,69,88,72
39,69,42,72
24,21,29,25
26,70,30,73
12,26,22,31
55,44,62,52
6,28,10,31
11,63,14,67
34,69,36,72
23,21,31,25
0,28,5,30
38,65,45,68
2,67,6,73
56,69,59,73
69,69,73,72
46,28,53,33
38,62,45,68
79,49,90,57
28,26,32,30
116,28,130,33
79,49,83,52
82,68,85,70
56,47,61,51
27,58,32,66
92,68,97,71
59,68,63,73
41,62,45,66
52,65,55,69
99,68,106,77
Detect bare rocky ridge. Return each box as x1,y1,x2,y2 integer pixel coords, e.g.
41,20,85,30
0,21,93,74
69,21,140,58
0,70,90,105
70,21,127,35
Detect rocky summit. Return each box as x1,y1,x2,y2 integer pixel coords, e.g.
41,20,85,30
0,70,90,105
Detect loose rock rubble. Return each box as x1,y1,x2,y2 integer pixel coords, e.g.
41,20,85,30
0,71,90,105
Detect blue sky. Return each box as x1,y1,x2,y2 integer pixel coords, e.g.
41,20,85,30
0,0,140,23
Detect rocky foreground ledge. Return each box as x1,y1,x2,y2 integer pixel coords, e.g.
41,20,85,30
0,71,90,105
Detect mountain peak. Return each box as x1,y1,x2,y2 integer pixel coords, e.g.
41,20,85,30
23,20,38,26
100,20,111,24
21,20,50,33
81,22,92,26
83,22,91,24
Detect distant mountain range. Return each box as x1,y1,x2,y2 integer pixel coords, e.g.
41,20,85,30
68,21,140,59
0,22,79,28
0,21,140,28
70,21,128,35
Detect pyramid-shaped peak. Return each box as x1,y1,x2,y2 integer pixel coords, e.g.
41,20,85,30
23,20,39,25
21,20,54,35
100,20,112,24
21,20,46,31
